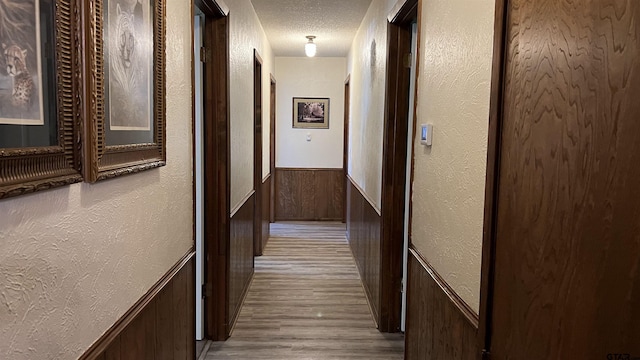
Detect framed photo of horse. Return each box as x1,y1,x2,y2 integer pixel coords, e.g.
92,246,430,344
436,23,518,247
0,0,83,199
293,97,329,129
82,0,166,182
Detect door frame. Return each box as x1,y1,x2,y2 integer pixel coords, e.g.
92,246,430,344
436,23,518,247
193,6,205,341
343,75,350,223
379,0,420,333
253,50,264,256
195,0,231,342
477,0,507,355
269,75,276,223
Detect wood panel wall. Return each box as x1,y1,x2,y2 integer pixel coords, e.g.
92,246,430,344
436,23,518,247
275,168,344,221
229,192,255,330
80,252,195,360
261,175,271,253
346,178,381,324
405,249,478,360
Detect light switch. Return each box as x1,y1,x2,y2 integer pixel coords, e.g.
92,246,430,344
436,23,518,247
420,124,433,146
306,133,312,142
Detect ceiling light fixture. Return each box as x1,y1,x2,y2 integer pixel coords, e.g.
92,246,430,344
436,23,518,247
305,36,317,57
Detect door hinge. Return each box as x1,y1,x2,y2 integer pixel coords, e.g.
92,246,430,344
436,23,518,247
203,283,213,298
200,46,207,63
404,53,412,68
482,349,491,360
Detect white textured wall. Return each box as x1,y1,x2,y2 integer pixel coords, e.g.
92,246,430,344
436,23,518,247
411,0,495,313
261,32,274,181
275,57,346,169
346,0,396,209
0,1,193,358
228,0,275,209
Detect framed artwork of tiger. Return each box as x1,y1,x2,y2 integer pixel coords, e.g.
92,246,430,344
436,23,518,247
105,0,153,132
0,0,45,126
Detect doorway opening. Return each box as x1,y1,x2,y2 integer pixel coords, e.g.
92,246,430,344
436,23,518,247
194,6,205,344
193,0,230,345
343,75,350,224
254,50,266,256
379,0,419,333
269,75,276,224
401,22,419,332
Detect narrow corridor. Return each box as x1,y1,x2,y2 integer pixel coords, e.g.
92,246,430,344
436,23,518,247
206,222,404,359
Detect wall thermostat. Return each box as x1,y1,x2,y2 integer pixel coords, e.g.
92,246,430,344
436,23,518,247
420,124,433,146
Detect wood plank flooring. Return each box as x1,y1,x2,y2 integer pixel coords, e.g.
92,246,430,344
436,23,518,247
206,222,404,359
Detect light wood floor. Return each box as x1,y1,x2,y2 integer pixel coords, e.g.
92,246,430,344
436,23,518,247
206,222,404,359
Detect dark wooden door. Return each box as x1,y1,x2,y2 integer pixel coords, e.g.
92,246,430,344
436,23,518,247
487,1,640,358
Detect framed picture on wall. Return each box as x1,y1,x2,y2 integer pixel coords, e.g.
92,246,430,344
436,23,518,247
0,0,82,199
293,97,329,129
83,0,166,182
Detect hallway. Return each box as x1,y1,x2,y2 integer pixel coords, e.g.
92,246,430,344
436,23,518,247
205,222,404,359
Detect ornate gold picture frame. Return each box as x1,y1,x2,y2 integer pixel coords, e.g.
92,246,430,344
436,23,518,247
0,0,82,199
82,0,166,182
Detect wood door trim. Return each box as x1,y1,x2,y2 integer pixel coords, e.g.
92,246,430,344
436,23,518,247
253,49,264,256
195,0,228,16
190,2,197,314
196,0,227,15
406,0,423,281
200,2,231,341
388,0,418,23
478,0,508,354
343,75,350,223
379,0,418,332
269,75,276,223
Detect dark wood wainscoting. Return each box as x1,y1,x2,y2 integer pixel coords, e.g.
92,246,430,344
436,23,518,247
229,191,255,331
260,175,271,253
80,251,195,360
275,168,344,221
346,177,381,325
405,248,479,360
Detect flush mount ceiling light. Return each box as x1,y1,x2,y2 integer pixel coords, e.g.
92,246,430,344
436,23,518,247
305,36,317,57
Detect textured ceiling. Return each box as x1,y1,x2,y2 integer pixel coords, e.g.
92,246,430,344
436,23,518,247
251,0,373,57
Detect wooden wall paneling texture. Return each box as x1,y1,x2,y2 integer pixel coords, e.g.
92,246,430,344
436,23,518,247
314,170,344,220
229,192,256,333
155,279,174,360
487,0,640,358
405,250,478,360
347,179,382,324
261,175,271,252
81,253,195,360
275,168,344,221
